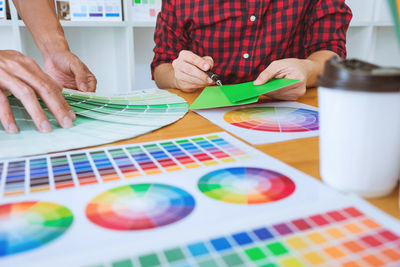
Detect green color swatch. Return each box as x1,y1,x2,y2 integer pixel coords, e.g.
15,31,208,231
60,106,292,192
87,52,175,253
266,242,289,256
245,247,267,261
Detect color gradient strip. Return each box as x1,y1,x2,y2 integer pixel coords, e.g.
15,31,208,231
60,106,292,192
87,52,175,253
108,149,141,178
198,167,295,204
90,151,120,182
4,161,25,196
30,158,50,192
86,183,195,230
70,153,98,185
102,207,400,267
0,201,73,257
224,107,319,132
51,156,74,189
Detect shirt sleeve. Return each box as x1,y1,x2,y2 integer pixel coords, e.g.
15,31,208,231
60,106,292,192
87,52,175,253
303,0,352,58
151,0,187,79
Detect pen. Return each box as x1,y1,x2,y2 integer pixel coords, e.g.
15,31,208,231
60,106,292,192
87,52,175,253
206,70,223,87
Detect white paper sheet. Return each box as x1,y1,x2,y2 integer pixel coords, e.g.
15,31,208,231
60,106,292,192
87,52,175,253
195,102,319,145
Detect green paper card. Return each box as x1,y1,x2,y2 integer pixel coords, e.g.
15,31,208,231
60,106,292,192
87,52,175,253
189,78,299,110
222,79,299,103
190,86,259,109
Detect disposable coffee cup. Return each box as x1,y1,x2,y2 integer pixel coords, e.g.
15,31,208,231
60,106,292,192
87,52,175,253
317,58,400,198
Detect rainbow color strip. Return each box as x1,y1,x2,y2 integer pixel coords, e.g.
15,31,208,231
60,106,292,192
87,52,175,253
198,167,295,204
224,107,319,132
0,201,73,257
86,184,195,230
96,207,400,267
0,134,251,197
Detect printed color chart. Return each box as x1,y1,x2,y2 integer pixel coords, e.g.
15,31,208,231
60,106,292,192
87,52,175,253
224,107,319,133
99,207,400,267
0,201,73,257
0,133,251,198
86,184,195,230
198,167,296,204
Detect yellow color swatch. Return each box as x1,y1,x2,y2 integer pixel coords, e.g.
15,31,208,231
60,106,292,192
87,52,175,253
306,232,327,244
285,237,309,250
303,252,326,265
280,257,305,267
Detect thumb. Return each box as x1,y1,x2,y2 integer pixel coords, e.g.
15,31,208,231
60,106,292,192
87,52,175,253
254,63,279,86
202,56,214,70
70,60,90,92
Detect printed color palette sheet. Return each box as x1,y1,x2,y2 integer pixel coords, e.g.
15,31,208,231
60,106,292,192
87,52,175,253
0,89,188,159
0,134,250,198
97,206,400,267
195,102,319,145
0,133,399,267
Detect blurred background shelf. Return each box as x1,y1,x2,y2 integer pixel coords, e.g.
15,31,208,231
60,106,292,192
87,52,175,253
0,0,399,94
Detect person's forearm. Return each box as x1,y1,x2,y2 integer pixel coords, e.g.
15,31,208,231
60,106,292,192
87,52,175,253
13,0,69,57
154,63,178,89
304,50,338,87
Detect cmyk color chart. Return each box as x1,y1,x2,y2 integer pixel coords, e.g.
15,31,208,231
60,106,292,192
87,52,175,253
0,133,399,267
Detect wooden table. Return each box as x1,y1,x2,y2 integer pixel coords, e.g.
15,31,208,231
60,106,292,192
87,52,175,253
105,88,400,220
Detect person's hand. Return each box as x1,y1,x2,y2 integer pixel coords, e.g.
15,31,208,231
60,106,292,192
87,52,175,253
172,50,215,92
44,51,97,92
0,50,76,133
254,58,316,101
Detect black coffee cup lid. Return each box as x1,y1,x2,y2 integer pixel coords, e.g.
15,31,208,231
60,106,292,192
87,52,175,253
318,57,400,92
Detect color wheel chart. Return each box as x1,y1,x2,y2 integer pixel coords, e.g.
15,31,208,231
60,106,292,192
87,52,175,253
224,107,319,133
195,102,320,145
0,133,252,198
198,167,295,204
96,207,400,267
0,201,73,257
86,184,195,230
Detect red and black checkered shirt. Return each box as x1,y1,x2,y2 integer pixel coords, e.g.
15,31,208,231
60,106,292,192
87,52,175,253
151,0,352,84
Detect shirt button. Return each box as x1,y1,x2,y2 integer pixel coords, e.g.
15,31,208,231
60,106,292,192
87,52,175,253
243,53,249,59
250,15,256,22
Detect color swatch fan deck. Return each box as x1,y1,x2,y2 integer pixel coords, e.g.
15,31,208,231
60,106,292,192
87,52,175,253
0,88,188,159
0,133,399,267
195,102,319,145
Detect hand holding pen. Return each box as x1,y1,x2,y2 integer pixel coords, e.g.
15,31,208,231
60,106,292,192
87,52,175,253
172,50,218,92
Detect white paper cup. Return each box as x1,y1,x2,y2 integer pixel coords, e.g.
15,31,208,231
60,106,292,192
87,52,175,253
318,58,400,198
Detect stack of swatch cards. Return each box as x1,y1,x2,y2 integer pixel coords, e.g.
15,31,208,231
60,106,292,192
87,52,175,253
0,88,188,159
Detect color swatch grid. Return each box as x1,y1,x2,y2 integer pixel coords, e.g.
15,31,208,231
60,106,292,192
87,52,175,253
224,107,319,133
86,183,195,230
0,201,73,257
69,0,122,21
0,1,5,19
98,207,400,267
198,167,296,204
131,0,161,21
0,134,251,198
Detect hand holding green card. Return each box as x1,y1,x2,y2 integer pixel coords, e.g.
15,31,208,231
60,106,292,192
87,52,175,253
190,78,299,109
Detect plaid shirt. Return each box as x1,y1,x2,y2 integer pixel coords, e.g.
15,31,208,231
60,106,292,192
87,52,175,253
151,0,352,84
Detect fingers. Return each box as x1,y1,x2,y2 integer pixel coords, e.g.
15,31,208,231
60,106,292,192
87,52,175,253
254,61,281,86
0,90,18,134
71,59,97,92
173,51,216,91
264,81,306,101
11,60,75,128
203,56,214,70
0,51,76,131
5,78,52,132
179,50,212,71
